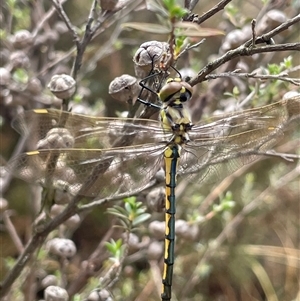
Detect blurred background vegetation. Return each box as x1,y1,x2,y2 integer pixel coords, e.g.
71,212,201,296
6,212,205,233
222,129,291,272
0,0,299,300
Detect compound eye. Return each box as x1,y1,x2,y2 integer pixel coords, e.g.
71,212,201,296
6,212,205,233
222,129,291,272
180,81,193,98
179,91,192,102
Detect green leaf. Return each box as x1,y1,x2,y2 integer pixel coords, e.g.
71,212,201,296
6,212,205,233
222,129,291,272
281,55,293,69
146,0,169,17
106,209,128,221
122,22,171,34
162,0,188,18
12,69,29,84
105,242,115,253
105,238,123,256
174,22,225,37
124,201,133,213
0,29,7,40
132,213,151,226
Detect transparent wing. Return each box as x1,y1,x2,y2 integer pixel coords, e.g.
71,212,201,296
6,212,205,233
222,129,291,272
7,144,166,198
12,109,171,149
7,95,300,196
179,95,300,183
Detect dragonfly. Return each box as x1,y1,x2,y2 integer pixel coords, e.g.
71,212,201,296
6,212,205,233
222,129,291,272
6,73,300,300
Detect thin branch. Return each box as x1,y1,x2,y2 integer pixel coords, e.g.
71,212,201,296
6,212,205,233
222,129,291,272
183,164,300,296
196,0,233,25
245,13,300,47
71,0,143,79
190,14,300,86
3,211,24,254
0,201,79,298
189,42,300,86
208,165,300,254
184,0,200,11
177,39,206,61
0,166,155,297
67,224,115,296
32,1,66,37
206,70,300,86
50,0,80,45
251,19,257,48
37,47,76,76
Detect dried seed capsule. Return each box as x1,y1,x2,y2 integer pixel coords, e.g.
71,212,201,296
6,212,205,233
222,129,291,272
146,186,165,212
41,275,58,288
54,22,68,35
147,241,163,260
87,289,112,301
45,30,59,44
11,30,33,49
47,238,77,258
26,77,42,95
48,74,76,99
127,233,140,250
36,128,75,149
221,29,245,52
108,74,139,104
148,220,165,240
133,41,171,77
53,189,72,205
0,68,10,86
44,285,68,301
10,51,30,69
175,219,199,241
0,197,8,212
283,91,300,100
100,0,118,11
63,214,81,229
49,204,65,218
257,10,286,34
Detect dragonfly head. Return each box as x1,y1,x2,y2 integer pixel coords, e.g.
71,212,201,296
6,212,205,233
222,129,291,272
159,78,193,106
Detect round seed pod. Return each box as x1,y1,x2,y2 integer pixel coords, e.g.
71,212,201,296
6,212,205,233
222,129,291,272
133,41,171,78
100,0,118,11
147,241,163,261
11,30,33,49
127,233,140,250
47,74,76,99
26,77,43,95
87,289,112,301
53,189,72,205
108,74,139,103
0,197,8,213
36,128,75,149
49,205,65,218
282,91,300,100
9,51,30,69
44,285,68,301
175,219,199,241
0,68,10,86
148,220,165,240
54,22,68,35
155,168,165,183
45,30,59,44
221,29,245,52
257,10,286,34
63,214,81,229
146,186,165,212
41,275,58,288
47,238,77,258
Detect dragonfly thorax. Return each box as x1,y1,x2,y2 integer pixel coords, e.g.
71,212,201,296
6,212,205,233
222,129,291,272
158,77,193,141
160,105,193,145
